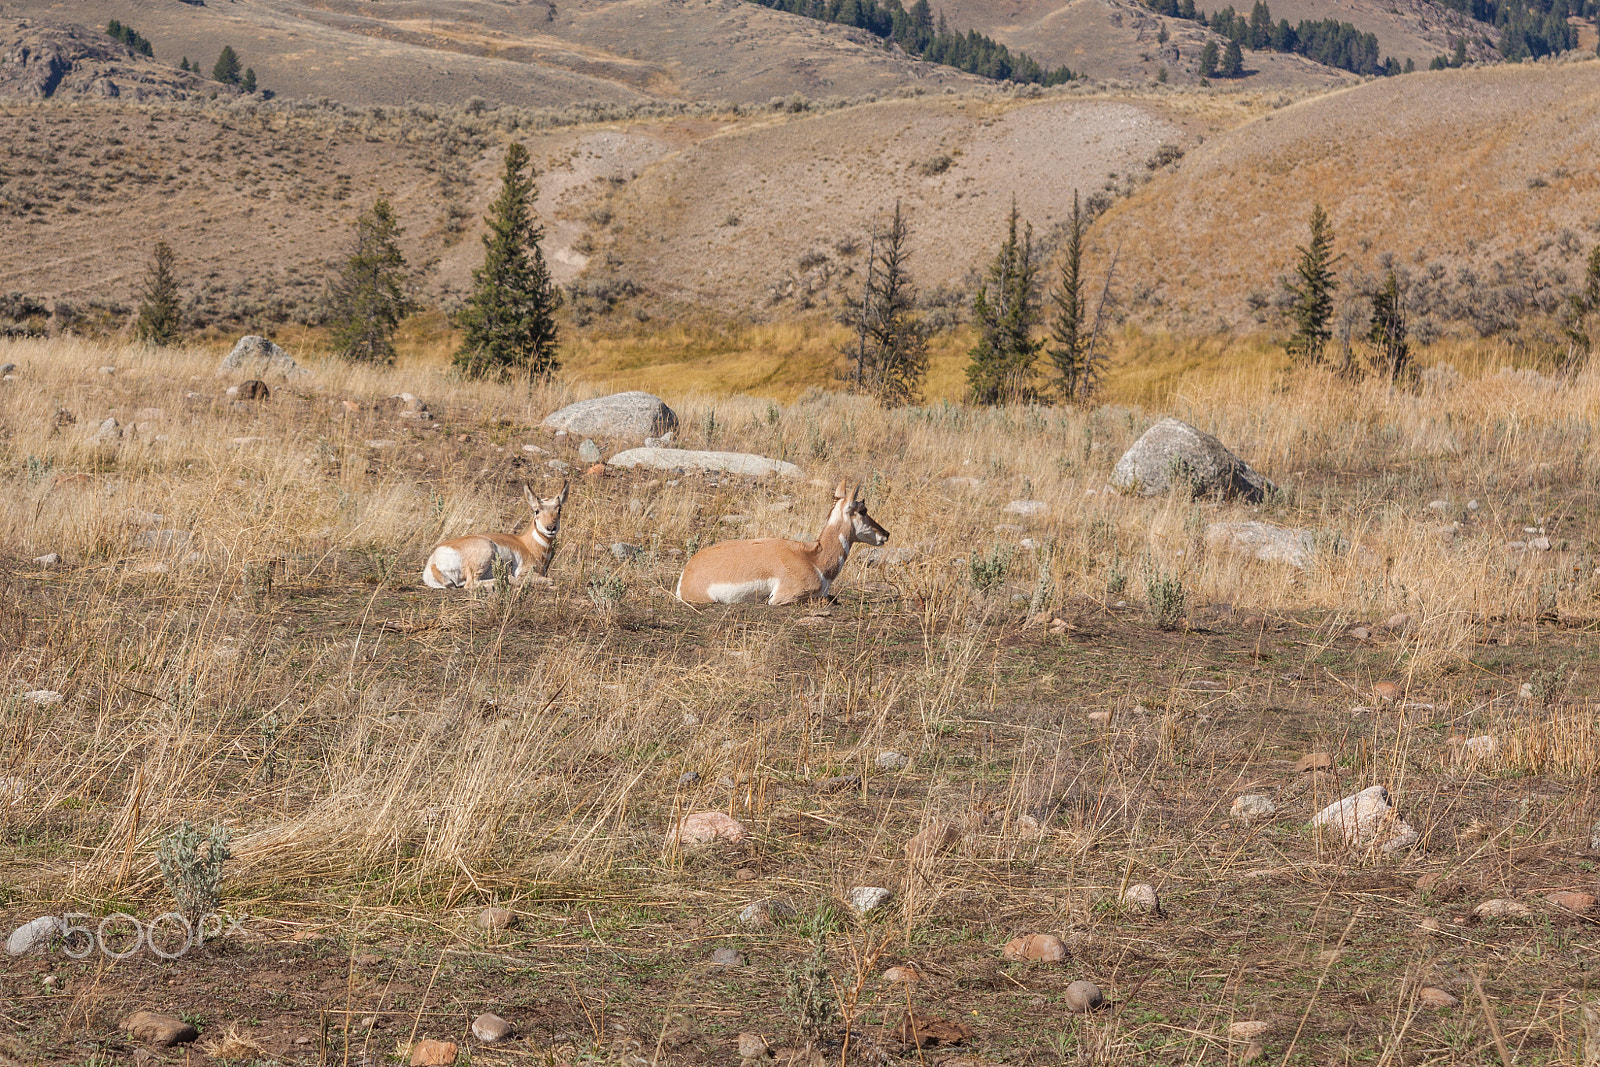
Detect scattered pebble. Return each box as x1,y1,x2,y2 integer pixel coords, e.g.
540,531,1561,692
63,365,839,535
7,916,62,956
710,947,746,968
1385,612,1415,632
847,887,892,917
676,772,700,787
904,822,960,860
354,953,383,967
471,1013,514,1043
124,1012,199,1047
1544,890,1597,913
21,690,63,706
682,712,702,727
610,543,640,560
1294,752,1332,773
409,1039,458,1066
1373,681,1401,703
674,811,748,846
578,439,602,464
1473,898,1532,920
1467,499,1479,510
1417,987,1460,1010
1228,1021,1271,1040
1002,933,1068,962
875,750,908,771
0,776,23,806
1349,626,1371,640
738,900,795,927
1015,813,1045,839
1087,710,1113,724
1310,786,1419,853
734,867,756,881
1417,918,1442,932
1426,499,1449,511
737,1033,770,1060
1449,735,1499,758
1002,500,1048,517
1230,795,1276,824
477,907,516,932
33,552,61,567
882,965,920,984
1519,682,1535,700
1123,883,1160,913
1064,979,1103,1012
814,774,859,793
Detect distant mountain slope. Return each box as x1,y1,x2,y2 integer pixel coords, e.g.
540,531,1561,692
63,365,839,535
1093,57,1600,337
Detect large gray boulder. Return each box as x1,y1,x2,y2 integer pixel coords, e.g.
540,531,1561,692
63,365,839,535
607,447,801,479
542,392,677,440
217,336,306,380
1111,418,1275,502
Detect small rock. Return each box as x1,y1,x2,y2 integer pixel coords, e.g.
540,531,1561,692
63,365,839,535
1002,933,1068,962
585,463,606,479
89,416,122,445
33,553,61,567
1002,500,1048,517
737,1033,770,1060
883,965,921,984
1242,1041,1265,1063
1311,786,1419,853
905,822,960,860
547,459,571,472
993,523,1025,534
135,528,192,550
710,947,746,968
1064,979,1103,1012
477,907,516,931
1417,987,1460,1009
815,774,859,793
644,433,675,448
1373,681,1401,703
677,771,700,787
1519,682,1535,700
1472,898,1532,920
1417,917,1442,932
366,439,396,449
7,916,62,955
1467,499,1479,510
1230,795,1276,824
682,712,702,727
847,887,892,917
471,1013,514,1043
675,811,748,845
409,1038,458,1066
942,476,982,491
355,952,383,967
610,543,640,561
1545,890,1597,913
0,776,23,806
1087,710,1113,724
1385,612,1415,633
578,439,602,463
0,362,13,374
1349,625,1371,640
236,380,271,401
217,335,306,380
1015,813,1045,838
875,750,908,771
99,365,116,374
124,1012,199,1047
738,900,795,927
542,392,677,440
1228,1021,1271,1040
1449,735,1499,758
1294,752,1332,773
1590,818,1600,852
734,867,756,880
1123,883,1160,913
21,690,63,706
522,443,549,455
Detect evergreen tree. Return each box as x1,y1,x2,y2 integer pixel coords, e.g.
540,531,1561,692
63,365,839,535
1047,191,1091,401
134,241,182,346
242,68,257,93
1284,204,1342,366
1198,40,1220,75
213,46,241,85
1367,268,1409,382
966,199,1042,404
180,57,191,73
842,202,928,407
1221,37,1245,74
328,197,413,365
454,142,562,382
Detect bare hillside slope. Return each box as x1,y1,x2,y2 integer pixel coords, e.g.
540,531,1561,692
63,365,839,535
1094,56,1600,338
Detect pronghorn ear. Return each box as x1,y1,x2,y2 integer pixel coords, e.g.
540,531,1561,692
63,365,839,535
853,483,864,503
524,483,538,510
556,477,569,505
834,480,849,501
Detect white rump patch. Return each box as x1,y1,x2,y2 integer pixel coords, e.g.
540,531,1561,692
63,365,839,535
422,545,464,588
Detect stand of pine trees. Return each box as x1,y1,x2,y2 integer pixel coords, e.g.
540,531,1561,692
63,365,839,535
1144,0,1399,75
746,0,1074,84
105,21,154,56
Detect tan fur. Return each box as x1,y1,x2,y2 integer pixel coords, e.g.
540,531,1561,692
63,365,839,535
421,481,567,590
675,481,888,605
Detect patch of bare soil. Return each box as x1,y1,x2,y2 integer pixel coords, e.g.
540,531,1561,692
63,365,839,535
1094,57,1600,337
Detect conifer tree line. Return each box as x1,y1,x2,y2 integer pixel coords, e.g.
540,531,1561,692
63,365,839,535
747,0,1074,83
1145,0,1400,75
105,21,154,56
1426,0,1589,60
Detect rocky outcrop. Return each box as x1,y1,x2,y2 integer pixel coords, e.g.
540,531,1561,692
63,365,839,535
1111,418,1275,502
0,18,205,101
542,392,677,440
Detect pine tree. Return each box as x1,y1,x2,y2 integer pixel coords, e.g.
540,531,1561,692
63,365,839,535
1284,204,1342,366
1046,191,1115,402
327,197,413,365
1367,268,1409,382
454,142,562,382
134,242,182,346
242,68,257,93
966,199,1042,404
842,202,928,407
1221,37,1244,75
213,46,241,85
1198,40,1219,76
180,57,191,73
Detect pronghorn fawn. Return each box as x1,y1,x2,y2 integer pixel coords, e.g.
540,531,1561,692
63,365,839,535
422,480,568,590
675,481,889,605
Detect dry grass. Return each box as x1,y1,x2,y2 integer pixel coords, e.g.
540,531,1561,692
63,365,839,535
4,334,1600,1063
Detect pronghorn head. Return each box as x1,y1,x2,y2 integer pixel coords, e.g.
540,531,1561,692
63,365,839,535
524,479,569,539
833,481,890,547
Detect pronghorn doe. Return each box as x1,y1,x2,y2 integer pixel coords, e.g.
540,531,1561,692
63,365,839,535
675,481,889,605
422,481,568,590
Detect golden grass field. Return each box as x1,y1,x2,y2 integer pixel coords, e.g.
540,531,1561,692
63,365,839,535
4,329,1600,1065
